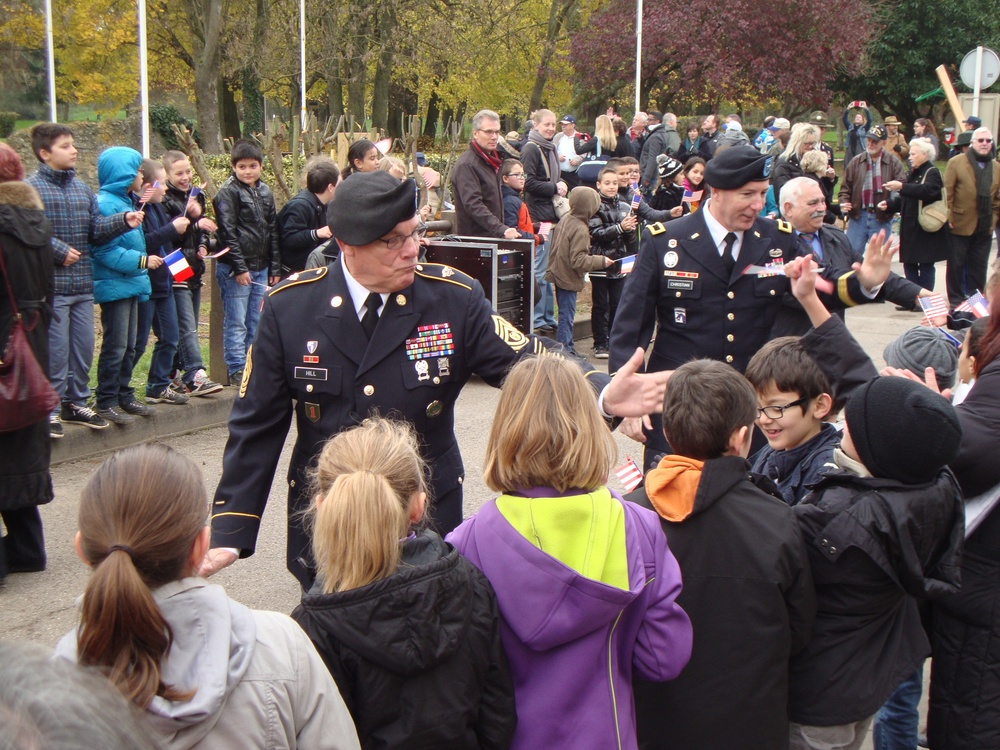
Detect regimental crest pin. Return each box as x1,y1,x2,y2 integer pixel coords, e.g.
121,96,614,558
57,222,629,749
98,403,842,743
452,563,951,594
306,341,318,354
442,267,454,277
668,239,678,248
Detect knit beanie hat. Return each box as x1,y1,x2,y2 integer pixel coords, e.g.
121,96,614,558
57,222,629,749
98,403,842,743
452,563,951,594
844,376,961,484
883,327,959,388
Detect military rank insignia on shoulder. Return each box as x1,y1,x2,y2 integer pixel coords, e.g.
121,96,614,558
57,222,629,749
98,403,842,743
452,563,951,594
415,263,474,290
648,222,667,235
776,219,793,233
268,267,327,296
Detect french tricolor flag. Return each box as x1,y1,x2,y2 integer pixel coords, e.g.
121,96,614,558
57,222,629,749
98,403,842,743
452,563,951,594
164,249,194,282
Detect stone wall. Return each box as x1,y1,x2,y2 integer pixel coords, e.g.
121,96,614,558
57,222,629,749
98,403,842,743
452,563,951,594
7,116,164,189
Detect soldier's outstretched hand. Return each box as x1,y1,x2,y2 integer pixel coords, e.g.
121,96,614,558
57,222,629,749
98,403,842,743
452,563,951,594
604,347,672,418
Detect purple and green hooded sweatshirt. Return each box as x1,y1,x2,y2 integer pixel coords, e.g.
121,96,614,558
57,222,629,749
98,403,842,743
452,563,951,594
447,486,692,750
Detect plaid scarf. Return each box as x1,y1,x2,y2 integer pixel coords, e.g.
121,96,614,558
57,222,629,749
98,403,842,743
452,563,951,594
861,151,882,211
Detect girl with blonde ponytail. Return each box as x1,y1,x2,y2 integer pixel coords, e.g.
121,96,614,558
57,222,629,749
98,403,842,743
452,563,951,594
56,443,361,750
292,417,515,750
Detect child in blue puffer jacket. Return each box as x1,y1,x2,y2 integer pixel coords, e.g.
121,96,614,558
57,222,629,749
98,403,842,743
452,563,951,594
91,147,159,426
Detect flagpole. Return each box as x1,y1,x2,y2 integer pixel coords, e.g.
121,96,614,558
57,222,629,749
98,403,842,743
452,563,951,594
634,0,642,114
138,0,150,156
44,0,56,121
299,0,307,133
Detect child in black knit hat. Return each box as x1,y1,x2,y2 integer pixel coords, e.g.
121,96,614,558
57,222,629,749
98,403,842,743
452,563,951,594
779,253,966,750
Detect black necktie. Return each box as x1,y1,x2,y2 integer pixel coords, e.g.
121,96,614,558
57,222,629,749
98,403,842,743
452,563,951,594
722,232,737,276
361,292,382,339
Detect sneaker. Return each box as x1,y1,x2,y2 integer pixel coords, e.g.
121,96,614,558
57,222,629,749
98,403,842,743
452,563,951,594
60,403,110,430
49,414,64,439
228,370,244,387
119,397,154,416
186,369,223,397
147,387,190,405
95,405,135,425
594,347,609,359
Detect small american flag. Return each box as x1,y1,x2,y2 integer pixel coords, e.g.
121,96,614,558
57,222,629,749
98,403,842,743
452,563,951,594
630,192,642,212
682,188,703,203
955,291,990,318
189,186,202,198
919,294,950,321
614,456,644,492
137,180,159,209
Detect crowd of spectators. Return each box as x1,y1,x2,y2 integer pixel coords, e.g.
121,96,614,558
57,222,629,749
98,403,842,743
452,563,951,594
1,103,1000,750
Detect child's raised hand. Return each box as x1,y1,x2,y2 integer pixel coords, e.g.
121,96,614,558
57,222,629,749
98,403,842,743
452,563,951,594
172,215,191,233
125,210,144,227
670,206,683,218
186,198,203,219
620,214,638,231
147,255,164,269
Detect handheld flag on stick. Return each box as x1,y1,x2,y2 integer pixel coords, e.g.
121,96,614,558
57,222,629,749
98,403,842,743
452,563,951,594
918,294,950,325
136,180,158,211
164,249,194,282
955,291,990,318
619,255,637,274
630,192,642,213
184,186,203,217
614,456,644,492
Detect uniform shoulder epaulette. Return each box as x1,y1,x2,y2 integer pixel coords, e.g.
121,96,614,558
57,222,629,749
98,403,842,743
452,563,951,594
648,222,667,235
267,266,327,296
776,219,793,233
415,263,473,290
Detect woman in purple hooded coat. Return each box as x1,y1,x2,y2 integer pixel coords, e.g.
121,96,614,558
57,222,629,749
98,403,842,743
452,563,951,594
448,355,692,750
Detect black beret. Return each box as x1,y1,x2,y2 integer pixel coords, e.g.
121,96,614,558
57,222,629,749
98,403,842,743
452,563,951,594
704,145,774,189
328,171,418,246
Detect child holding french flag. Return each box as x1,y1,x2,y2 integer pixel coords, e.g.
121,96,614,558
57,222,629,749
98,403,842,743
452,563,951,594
132,158,192,408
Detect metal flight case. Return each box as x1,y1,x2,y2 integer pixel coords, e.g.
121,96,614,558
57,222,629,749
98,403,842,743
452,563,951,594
422,236,535,335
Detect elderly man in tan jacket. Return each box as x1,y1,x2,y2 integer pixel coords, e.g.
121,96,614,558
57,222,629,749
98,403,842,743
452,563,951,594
944,127,1000,305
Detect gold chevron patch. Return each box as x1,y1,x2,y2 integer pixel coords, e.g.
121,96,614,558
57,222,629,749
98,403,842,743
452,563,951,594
239,346,253,398
492,315,529,352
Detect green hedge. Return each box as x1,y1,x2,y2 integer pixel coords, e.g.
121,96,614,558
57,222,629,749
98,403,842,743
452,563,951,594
149,104,195,151
0,112,18,139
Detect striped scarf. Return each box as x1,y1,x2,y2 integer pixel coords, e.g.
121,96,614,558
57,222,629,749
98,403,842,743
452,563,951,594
861,151,882,211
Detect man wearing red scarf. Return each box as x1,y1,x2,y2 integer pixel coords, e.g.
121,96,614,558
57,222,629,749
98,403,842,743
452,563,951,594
451,109,521,239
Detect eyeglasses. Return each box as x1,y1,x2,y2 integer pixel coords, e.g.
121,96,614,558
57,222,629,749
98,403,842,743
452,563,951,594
975,138,993,143
757,397,807,420
377,226,426,250
478,129,501,136
507,172,526,178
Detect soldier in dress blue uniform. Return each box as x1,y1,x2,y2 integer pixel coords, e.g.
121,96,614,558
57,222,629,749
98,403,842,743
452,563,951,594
609,146,874,470
201,171,670,587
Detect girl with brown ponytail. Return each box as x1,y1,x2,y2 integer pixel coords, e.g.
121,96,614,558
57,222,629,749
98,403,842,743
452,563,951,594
55,443,361,750
291,417,515,750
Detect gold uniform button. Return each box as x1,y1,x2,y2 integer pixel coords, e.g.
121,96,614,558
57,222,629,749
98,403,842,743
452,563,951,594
769,289,776,296
433,377,440,384
725,355,734,363
306,384,314,393
675,291,682,298
363,385,375,396
290,479,296,488
727,291,735,299
727,334,734,342
727,313,735,321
